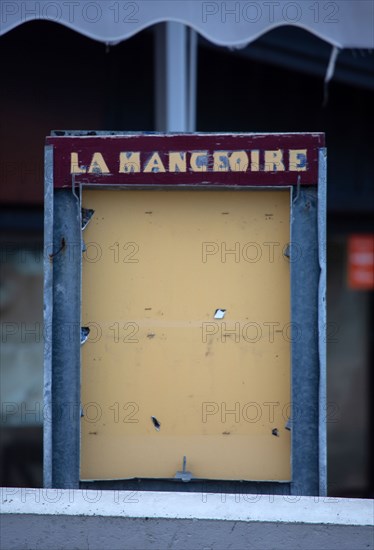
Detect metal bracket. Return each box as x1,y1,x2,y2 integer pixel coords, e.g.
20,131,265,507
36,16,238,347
175,456,193,482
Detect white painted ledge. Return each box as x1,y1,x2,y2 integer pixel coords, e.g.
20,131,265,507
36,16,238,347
1,488,373,526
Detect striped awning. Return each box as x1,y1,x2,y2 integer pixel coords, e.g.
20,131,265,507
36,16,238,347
1,1,373,48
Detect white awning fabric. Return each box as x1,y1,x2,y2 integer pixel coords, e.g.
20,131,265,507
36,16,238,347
1,0,373,48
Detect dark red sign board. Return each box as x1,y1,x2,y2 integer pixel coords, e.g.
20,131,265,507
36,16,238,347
46,133,325,188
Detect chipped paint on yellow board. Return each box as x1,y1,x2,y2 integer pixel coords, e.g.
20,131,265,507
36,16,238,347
80,189,291,481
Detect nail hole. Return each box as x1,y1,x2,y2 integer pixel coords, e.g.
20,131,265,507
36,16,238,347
272,428,279,437
151,416,160,431
147,333,155,339
49,237,66,259
214,309,226,319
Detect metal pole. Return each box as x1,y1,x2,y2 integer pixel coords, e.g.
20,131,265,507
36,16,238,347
188,28,197,132
155,22,197,132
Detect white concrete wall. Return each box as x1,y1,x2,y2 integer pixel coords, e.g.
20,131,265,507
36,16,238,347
1,488,373,550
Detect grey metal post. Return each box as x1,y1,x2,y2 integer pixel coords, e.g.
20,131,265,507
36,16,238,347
318,148,327,496
290,184,322,496
43,145,54,488
50,189,81,488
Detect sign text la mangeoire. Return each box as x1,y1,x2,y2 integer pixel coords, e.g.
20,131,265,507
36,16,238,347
70,149,308,175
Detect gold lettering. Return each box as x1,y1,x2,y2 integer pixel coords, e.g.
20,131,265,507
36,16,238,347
119,152,140,173
88,152,110,174
251,150,260,172
169,152,187,173
70,152,86,174
143,152,166,173
289,149,307,171
213,152,229,172
264,150,285,172
228,151,249,172
190,151,208,172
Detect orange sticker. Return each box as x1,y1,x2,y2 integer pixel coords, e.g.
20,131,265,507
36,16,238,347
348,235,374,290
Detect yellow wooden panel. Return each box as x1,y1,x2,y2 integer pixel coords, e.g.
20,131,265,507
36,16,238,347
81,189,291,481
